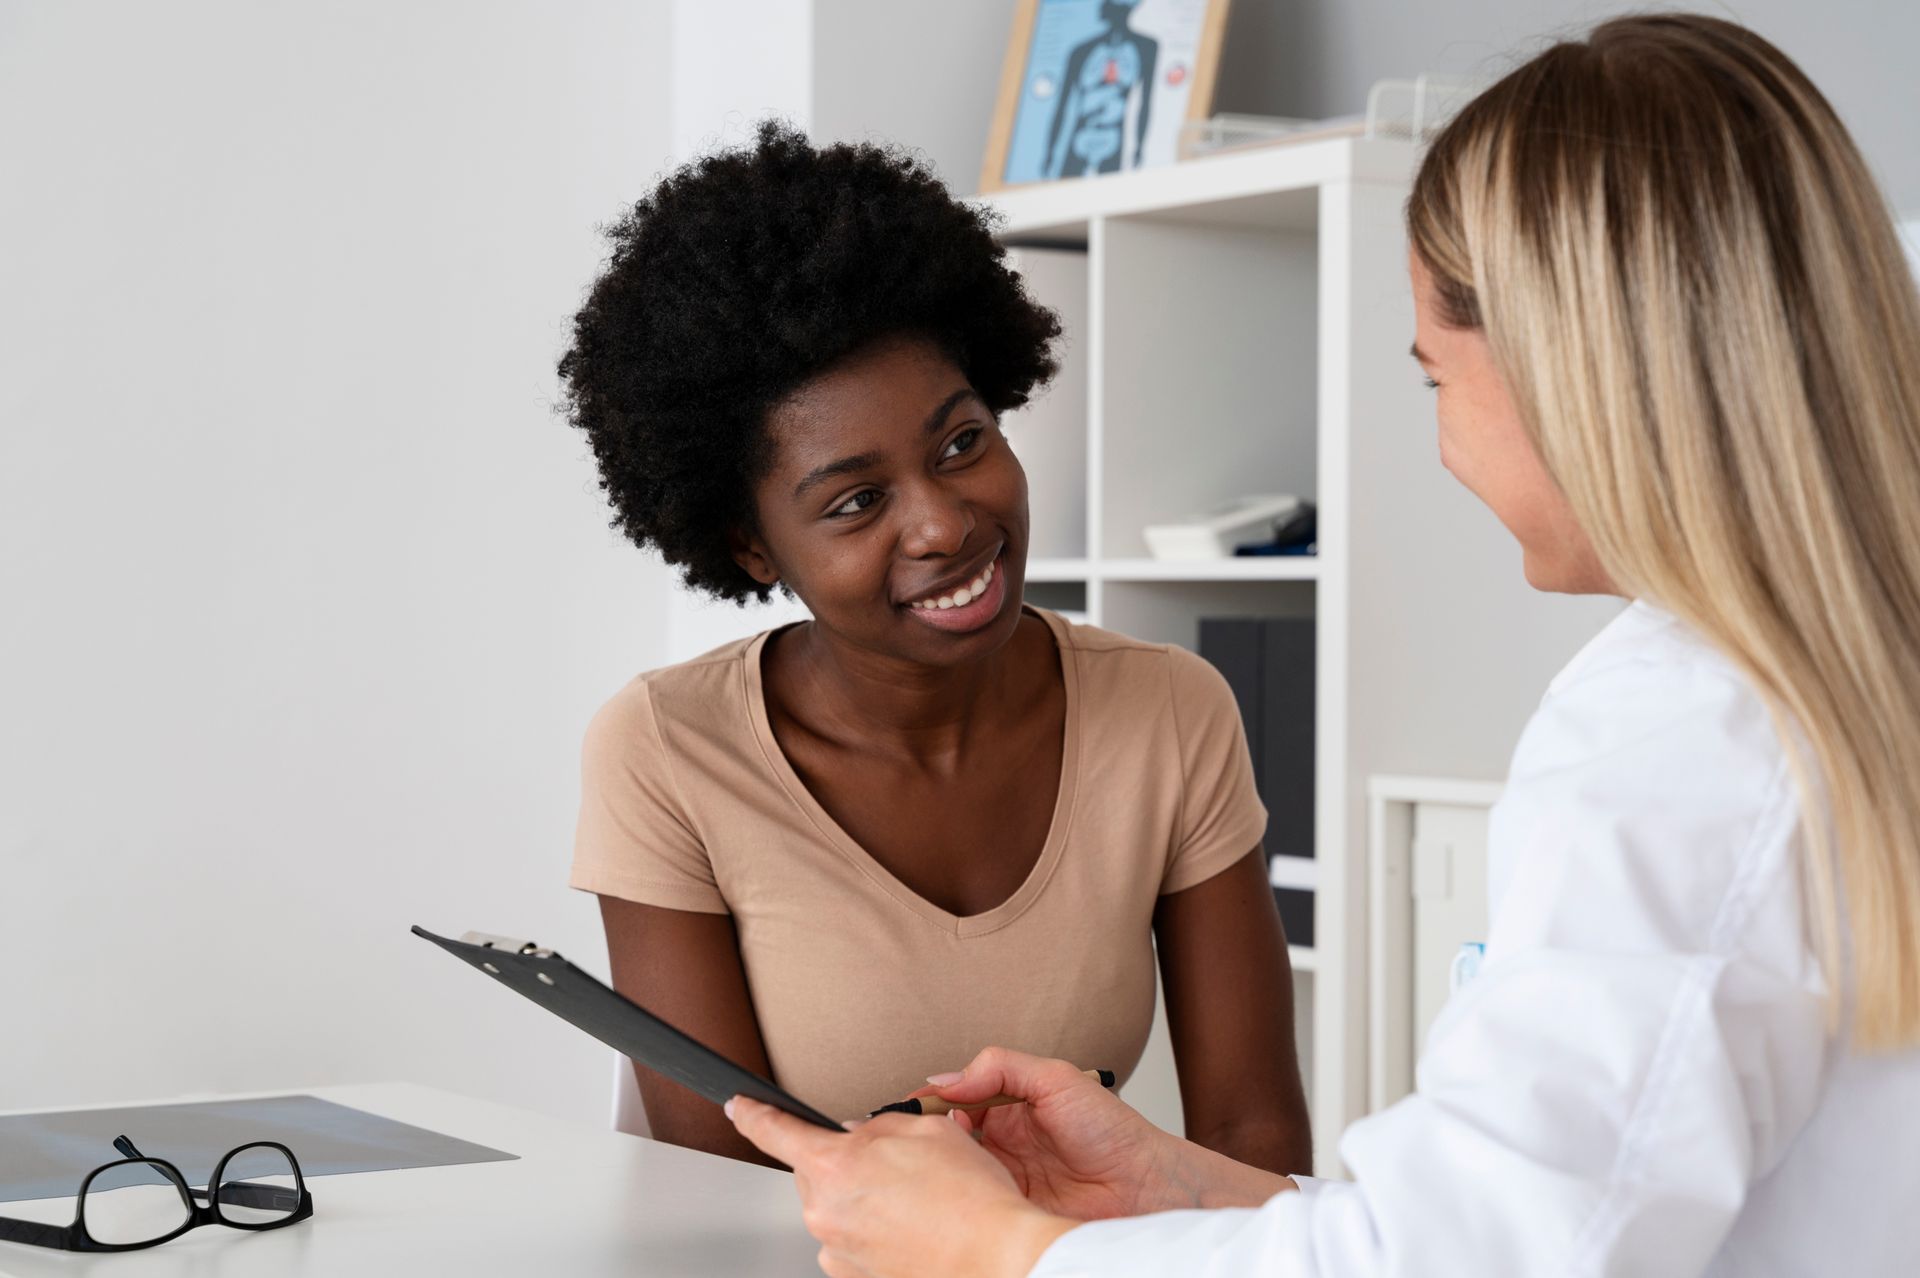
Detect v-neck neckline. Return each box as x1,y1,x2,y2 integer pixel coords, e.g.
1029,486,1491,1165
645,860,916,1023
743,605,1081,938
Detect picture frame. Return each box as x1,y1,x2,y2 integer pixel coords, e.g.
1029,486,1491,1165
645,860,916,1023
981,0,1233,193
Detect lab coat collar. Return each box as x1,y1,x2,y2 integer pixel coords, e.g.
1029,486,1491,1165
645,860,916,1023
1547,597,1673,694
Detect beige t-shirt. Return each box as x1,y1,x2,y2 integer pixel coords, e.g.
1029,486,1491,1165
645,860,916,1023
571,607,1266,1122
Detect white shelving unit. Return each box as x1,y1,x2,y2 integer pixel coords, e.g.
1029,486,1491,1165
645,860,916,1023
981,138,1622,1173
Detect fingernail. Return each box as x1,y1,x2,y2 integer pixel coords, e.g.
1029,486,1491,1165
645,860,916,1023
926,1071,964,1086
724,1099,737,1120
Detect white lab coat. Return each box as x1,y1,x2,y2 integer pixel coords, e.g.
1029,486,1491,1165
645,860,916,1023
1033,601,1920,1277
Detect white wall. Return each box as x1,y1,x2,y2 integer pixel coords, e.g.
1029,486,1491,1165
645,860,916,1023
657,0,819,662
1216,0,1920,213
811,0,1021,190
672,0,812,155
1,0,675,1123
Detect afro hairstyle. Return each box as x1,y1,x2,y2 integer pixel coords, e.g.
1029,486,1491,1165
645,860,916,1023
557,121,1063,605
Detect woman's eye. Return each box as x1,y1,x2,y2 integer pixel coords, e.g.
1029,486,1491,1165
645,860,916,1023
1422,375,1440,391
829,489,880,519
942,427,983,461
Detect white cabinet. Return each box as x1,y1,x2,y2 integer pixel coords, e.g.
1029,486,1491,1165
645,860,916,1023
1368,775,1501,1112
1409,799,1491,1049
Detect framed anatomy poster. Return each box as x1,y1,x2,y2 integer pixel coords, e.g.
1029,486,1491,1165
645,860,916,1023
982,0,1232,192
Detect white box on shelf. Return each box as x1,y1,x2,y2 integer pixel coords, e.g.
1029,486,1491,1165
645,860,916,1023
1142,494,1304,560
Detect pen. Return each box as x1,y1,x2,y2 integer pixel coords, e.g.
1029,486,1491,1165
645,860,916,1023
868,1068,1116,1118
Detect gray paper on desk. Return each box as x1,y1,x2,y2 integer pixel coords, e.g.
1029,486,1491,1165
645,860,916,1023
0,1095,516,1204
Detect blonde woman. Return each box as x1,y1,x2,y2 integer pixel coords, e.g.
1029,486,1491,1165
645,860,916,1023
723,14,1920,1276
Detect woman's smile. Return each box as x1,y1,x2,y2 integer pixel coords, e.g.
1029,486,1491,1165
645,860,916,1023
903,550,1007,634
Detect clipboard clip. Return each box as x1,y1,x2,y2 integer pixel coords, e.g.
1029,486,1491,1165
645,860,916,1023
459,930,556,959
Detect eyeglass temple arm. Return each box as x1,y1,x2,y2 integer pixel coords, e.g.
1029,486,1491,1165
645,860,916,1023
0,1215,79,1250
109,1135,302,1212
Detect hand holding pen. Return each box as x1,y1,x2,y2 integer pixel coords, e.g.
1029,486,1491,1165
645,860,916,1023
869,1068,1116,1118
880,1049,1292,1219
734,1047,1269,1239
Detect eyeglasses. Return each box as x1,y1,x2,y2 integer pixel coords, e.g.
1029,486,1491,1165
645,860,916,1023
0,1135,313,1252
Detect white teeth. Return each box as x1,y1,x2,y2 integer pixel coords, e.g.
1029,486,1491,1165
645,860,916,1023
909,557,999,611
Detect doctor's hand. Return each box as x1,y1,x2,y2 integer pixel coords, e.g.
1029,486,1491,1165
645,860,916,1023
922,1047,1297,1219
728,1096,1076,1278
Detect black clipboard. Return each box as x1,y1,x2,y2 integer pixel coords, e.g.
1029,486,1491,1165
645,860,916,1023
412,925,843,1132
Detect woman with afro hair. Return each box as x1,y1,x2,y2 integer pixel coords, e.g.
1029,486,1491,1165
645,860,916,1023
558,123,1310,1172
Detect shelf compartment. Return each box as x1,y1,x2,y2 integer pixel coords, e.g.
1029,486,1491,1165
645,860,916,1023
1026,557,1094,583
1099,557,1317,582
1002,246,1089,561
1023,579,1087,616
1099,579,1313,653
1096,215,1318,560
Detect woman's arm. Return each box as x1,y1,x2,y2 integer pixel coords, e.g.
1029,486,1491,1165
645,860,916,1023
727,1048,1301,1278
1153,846,1313,1174
598,894,783,1168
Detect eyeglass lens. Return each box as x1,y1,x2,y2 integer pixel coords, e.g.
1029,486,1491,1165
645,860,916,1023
82,1161,190,1246
216,1145,301,1226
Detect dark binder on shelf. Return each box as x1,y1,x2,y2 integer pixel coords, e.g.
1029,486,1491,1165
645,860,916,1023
1273,887,1315,948
1199,617,1316,948
1258,618,1316,862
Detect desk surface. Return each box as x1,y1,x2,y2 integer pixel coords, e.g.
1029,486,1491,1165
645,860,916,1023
0,1083,819,1277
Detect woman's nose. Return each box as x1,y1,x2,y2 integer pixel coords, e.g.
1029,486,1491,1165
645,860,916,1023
898,483,975,559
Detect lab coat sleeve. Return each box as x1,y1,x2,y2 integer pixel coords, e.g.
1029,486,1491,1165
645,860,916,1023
1032,648,1832,1278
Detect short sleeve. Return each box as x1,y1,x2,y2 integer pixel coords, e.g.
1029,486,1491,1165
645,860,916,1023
569,680,729,914
1160,646,1268,895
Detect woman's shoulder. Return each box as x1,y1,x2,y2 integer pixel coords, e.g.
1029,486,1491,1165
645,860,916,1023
1493,599,1804,955
1545,598,1732,692
1039,608,1201,673
583,631,763,762
1036,608,1238,728
1517,599,1784,785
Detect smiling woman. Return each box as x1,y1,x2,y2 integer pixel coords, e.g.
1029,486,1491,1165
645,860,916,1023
730,336,1031,663
555,123,1311,1173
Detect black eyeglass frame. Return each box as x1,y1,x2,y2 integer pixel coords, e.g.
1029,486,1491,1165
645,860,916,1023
0,1135,313,1253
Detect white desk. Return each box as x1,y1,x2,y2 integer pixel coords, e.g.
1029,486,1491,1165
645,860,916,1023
0,1083,819,1277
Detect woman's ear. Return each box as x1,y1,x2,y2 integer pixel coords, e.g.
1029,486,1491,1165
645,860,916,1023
728,525,780,589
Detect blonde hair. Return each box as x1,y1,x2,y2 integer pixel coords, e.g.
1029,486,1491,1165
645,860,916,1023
1409,13,1920,1047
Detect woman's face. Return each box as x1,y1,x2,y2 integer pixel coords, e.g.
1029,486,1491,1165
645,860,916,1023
1410,254,1615,596
734,335,1031,666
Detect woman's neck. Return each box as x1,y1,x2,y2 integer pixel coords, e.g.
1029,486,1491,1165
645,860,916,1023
766,614,1040,769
